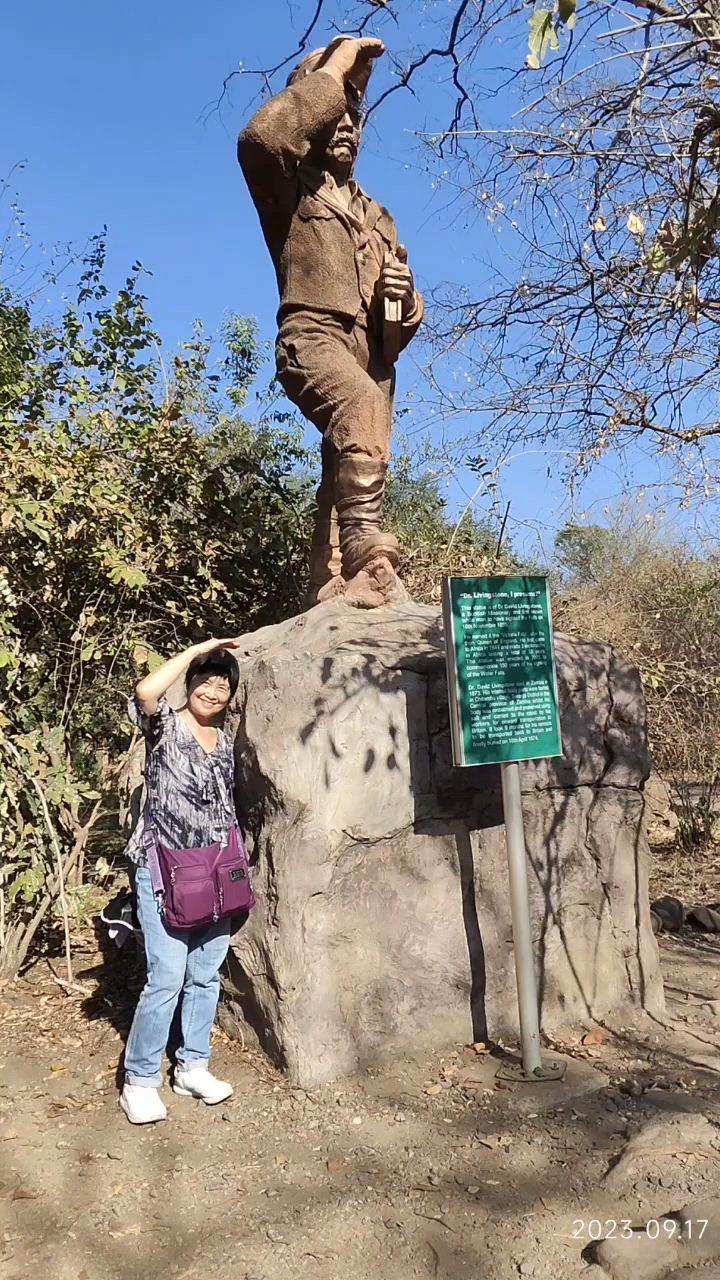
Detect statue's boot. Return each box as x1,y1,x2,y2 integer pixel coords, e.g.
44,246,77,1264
307,440,346,607
334,452,408,609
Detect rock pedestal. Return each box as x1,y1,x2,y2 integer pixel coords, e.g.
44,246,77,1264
222,601,664,1087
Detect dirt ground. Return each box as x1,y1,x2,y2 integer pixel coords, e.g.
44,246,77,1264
2,912,720,1280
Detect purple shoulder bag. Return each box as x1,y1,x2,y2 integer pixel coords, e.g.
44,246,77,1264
142,816,255,930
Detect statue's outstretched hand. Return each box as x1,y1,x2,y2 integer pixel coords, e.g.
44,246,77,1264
320,36,385,96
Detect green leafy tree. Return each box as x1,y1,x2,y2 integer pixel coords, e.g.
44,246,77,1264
554,524,620,587
0,235,314,977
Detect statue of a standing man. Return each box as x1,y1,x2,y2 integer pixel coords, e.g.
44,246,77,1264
238,37,423,609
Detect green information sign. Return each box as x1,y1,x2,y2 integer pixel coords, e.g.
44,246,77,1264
442,575,562,767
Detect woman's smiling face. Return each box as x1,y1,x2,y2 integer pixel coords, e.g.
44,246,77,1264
186,673,231,721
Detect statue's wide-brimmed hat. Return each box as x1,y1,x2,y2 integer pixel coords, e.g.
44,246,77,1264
287,47,327,86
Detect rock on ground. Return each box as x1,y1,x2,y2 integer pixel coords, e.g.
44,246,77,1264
604,1113,720,1188
592,1198,720,1279
218,600,664,1086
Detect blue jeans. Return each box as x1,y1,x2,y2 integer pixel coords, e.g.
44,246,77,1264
124,866,231,1088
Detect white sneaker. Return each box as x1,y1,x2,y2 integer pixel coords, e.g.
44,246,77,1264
120,1084,167,1125
173,1066,233,1105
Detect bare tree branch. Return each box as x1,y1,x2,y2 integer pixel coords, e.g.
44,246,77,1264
228,0,720,509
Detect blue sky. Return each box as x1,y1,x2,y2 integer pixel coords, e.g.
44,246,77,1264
1,0,675,558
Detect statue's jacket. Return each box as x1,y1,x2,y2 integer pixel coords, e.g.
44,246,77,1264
239,71,423,350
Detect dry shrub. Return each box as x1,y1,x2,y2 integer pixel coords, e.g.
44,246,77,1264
399,539,517,607
553,524,720,854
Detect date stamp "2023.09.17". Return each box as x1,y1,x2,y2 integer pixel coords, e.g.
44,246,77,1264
567,1219,709,1242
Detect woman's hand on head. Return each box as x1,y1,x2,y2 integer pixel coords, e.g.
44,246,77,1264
196,637,243,656
135,637,242,715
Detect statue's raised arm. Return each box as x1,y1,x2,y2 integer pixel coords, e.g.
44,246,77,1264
238,36,424,609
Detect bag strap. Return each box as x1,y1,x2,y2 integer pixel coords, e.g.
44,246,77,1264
139,745,166,906
142,802,165,905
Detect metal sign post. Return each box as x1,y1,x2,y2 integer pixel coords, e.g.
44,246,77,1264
443,575,566,1083
500,761,542,1075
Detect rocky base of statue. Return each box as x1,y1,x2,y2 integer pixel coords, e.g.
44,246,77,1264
315,555,410,610
217,600,664,1088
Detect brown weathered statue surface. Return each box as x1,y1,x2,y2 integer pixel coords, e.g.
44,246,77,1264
238,37,423,608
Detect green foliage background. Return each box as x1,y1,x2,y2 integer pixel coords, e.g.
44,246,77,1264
0,232,499,974
0,236,319,971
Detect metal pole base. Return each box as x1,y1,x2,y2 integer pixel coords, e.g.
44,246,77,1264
495,1059,567,1084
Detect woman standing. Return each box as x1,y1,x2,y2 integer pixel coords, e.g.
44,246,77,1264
121,637,243,1125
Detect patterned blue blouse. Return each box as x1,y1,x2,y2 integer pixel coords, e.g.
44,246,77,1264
124,697,236,867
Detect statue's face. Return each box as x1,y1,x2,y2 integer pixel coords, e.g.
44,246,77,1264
324,102,362,174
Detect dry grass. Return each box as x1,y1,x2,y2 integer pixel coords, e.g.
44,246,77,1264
649,836,720,906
